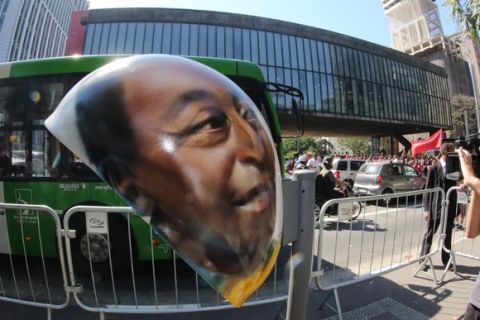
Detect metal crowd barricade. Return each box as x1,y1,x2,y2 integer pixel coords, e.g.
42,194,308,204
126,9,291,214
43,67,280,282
63,204,292,317
312,187,445,319
0,203,70,319
0,172,317,319
440,186,480,283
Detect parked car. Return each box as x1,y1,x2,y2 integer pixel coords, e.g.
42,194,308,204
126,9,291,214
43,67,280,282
353,161,426,196
331,158,366,186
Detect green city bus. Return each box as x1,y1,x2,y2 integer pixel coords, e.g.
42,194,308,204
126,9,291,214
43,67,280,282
0,55,301,274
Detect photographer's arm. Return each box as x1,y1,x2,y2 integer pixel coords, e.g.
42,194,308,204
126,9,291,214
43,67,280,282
458,147,480,238
459,148,480,192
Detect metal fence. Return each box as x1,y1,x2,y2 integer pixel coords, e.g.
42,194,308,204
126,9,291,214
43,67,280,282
62,206,291,315
0,203,70,317
312,187,445,318
439,186,480,282
1,175,470,320
0,172,317,319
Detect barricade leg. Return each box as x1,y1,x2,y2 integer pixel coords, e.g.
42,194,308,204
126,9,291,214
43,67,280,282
316,288,343,320
317,290,333,311
334,288,343,320
413,257,438,286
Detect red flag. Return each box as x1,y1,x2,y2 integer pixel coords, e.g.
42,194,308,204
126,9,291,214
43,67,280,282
411,129,444,156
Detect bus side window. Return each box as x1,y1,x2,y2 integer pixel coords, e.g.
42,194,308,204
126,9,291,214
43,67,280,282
67,153,98,179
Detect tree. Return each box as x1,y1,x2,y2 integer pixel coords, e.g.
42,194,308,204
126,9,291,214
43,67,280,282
337,137,370,155
315,138,335,156
444,0,479,39
283,137,334,159
451,94,477,136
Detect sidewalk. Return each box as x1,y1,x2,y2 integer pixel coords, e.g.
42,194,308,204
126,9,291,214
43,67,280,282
0,252,477,319
307,254,479,320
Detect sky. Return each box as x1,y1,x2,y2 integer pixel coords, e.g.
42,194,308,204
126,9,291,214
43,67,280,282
87,0,460,48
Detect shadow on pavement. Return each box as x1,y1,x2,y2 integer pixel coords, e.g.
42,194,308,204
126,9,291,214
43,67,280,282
308,257,443,319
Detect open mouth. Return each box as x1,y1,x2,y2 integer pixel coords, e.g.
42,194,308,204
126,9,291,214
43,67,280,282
231,183,270,213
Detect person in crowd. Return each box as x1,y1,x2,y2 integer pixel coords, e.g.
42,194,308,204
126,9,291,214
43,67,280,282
0,149,11,176
315,156,345,202
420,142,457,270
307,153,320,170
45,55,282,297
458,147,480,319
295,154,308,170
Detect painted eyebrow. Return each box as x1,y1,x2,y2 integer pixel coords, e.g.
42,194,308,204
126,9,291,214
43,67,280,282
168,89,237,117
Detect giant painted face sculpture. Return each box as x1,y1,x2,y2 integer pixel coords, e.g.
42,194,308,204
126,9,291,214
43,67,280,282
45,55,282,306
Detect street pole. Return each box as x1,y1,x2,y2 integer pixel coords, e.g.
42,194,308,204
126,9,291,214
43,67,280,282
467,61,480,135
286,170,316,320
464,110,470,136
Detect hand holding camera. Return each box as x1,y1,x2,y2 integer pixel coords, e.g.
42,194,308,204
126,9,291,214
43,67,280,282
458,147,480,190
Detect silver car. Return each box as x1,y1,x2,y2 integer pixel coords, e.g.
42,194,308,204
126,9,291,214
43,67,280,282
353,161,426,196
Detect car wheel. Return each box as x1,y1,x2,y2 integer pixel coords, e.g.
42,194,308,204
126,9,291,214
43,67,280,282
380,189,394,206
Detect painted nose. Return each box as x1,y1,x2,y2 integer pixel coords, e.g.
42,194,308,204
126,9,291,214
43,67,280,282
233,116,265,165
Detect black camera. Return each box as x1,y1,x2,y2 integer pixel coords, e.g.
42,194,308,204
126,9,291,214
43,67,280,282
444,136,480,180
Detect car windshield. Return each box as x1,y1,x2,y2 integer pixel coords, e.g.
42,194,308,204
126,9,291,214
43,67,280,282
359,164,381,174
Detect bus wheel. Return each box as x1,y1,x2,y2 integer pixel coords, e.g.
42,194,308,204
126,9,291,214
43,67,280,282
69,213,136,278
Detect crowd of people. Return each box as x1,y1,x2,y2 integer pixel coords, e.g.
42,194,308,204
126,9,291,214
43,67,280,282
285,150,440,176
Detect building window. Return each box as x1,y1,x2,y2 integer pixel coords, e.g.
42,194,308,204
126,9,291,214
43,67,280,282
242,29,251,61
161,23,172,53
250,30,259,63
281,34,290,68
134,23,145,54
289,35,298,69
189,24,199,56
266,32,275,65
303,38,312,71
107,23,119,53
258,31,267,65
233,28,243,60
296,37,305,70
198,24,207,56
225,27,234,59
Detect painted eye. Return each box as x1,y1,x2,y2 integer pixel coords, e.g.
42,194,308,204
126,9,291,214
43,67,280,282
205,112,229,130
190,111,229,133
239,104,251,120
238,103,258,128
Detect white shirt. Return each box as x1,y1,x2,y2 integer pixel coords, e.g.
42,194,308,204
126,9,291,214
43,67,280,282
307,158,319,169
439,158,446,176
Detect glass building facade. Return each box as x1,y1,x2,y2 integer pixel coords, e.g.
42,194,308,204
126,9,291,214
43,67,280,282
78,9,451,136
0,0,88,62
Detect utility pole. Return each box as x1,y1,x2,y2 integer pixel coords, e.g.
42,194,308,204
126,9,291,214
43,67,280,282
468,61,480,135
464,109,470,136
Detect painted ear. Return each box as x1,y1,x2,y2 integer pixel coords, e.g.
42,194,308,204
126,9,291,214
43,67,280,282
100,159,153,214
